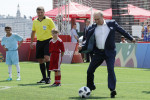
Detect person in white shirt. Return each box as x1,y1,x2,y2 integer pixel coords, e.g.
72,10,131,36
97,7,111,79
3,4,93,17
71,24,79,43
120,36,128,43
79,11,136,98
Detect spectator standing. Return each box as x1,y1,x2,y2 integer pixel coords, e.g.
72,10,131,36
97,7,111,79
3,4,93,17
120,36,128,43
71,23,79,43
83,19,93,62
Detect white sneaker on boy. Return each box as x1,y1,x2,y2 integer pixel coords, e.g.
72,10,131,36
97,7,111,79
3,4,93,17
16,77,21,81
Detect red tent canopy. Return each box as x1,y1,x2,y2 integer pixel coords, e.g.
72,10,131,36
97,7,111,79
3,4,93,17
59,2,111,19
103,8,112,17
32,2,112,20
103,4,150,21
122,4,150,20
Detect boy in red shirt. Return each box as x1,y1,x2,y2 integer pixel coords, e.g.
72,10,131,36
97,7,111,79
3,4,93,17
49,29,65,86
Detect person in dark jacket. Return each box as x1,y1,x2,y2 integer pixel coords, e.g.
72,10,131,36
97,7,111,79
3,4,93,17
82,19,93,62
79,11,136,98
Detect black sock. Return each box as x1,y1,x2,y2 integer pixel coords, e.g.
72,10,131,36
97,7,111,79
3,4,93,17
40,63,46,80
46,61,51,79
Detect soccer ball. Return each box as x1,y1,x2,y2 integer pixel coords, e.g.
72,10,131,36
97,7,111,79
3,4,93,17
78,86,91,98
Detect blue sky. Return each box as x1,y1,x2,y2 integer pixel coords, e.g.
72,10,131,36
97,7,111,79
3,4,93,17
0,0,52,17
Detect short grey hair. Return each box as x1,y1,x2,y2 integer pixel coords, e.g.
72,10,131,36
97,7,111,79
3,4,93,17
36,6,45,12
94,11,103,17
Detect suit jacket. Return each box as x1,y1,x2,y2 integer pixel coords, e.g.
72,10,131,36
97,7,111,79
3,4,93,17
80,20,134,57
82,26,89,42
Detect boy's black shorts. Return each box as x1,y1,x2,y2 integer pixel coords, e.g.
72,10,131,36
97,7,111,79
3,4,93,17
36,38,52,59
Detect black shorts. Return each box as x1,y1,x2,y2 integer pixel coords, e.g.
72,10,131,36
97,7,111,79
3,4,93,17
36,38,52,59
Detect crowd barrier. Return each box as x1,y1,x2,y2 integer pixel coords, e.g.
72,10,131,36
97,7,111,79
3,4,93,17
0,42,150,68
0,42,83,64
102,43,150,68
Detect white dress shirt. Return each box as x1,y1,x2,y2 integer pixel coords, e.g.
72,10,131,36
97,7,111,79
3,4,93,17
95,20,110,49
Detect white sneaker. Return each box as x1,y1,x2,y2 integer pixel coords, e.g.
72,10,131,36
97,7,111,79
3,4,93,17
16,77,21,81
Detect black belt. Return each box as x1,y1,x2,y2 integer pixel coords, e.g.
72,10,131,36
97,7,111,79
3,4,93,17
37,38,52,42
95,47,105,51
98,49,104,51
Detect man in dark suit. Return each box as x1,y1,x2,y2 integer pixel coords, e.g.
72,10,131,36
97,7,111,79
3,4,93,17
82,19,93,62
79,12,136,98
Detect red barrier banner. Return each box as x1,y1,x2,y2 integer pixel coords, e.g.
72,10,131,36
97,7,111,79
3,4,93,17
28,42,37,61
62,42,76,63
0,42,83,64
18,43,30,61
0,44,5,62
59,35,71,42
0,42,30,62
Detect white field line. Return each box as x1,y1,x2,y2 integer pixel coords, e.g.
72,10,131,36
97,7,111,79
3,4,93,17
0,86,11,90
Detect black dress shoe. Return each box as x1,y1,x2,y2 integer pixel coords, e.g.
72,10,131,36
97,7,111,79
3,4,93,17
45,78,51,84
88,85,96,91
37,79,45,83
111,90,117,98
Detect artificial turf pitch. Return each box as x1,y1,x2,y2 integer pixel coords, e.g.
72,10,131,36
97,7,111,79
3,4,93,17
0,62,150,100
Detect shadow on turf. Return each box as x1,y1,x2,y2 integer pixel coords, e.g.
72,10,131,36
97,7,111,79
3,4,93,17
142,91,150,94
18,83,45,86
0,80,9,82
69,97,109,99
144,69,150,71
40,86,59,88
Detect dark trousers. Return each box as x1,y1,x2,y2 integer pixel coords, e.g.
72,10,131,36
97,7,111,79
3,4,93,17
86,52,93,62
87,49,116,91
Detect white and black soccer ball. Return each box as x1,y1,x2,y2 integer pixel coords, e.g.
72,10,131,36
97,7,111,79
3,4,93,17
78,86,91,98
